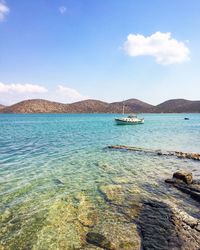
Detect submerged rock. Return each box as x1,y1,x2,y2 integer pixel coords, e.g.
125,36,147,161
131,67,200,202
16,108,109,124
86,232,114,250
112,177,133,184
119,199,142,221
32,192,99,249
95,220,141,250
108,145,200,161
99,163,114,173
98,185,124,205
0,208,12,223
33,198,87,249
84,246,103,250
90,205,141,250
52,178,64,186
127,186,141,194
78,209,97,228
76,192,98,228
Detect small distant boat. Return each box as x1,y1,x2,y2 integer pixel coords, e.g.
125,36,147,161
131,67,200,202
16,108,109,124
184,117,189,120
115,103,144,125
115,115,144,125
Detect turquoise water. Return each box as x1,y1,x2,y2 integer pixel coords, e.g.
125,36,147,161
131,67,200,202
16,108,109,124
0,114,200,249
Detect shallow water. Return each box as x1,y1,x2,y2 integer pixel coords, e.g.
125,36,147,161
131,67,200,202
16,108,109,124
0,114,200,249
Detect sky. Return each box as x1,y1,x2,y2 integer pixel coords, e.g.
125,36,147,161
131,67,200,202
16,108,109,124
0,0,200,105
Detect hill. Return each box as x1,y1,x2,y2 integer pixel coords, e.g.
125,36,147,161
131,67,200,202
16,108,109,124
68,100,109,113
0,104,5,110
107,99,154,113
155,99,200,113
0,98,200,113
0,99,111,113
1,99,68,113
0,98,153,113
123,99,154,113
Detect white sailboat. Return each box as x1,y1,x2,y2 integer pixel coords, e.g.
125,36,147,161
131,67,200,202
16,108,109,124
115,103,144,125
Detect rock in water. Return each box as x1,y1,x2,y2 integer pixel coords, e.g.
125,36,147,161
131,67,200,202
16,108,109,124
0,208,12,223
138,199,200,250
33,198,87,249
98,185,124,205
76,192,98,228
86,232,114,250
165,172,200,202
173,171,193,184
52,178,64,186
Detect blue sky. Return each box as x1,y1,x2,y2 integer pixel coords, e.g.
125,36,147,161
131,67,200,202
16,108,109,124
0,0,200,105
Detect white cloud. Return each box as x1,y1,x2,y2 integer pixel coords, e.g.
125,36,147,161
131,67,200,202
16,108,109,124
59,6,67,15
123,32,190,65
0,0,9,22
0,82,88,105
0,82,47,94
57,85,87,101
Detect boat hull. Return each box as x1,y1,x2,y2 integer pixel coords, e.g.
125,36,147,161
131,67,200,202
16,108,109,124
115,118,144,125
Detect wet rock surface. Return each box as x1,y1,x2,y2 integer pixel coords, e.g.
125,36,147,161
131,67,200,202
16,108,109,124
165,171,200,202
108,145,200,161
86,232,114,250
173,171,193,184
138,199,200,250
176,152,200,161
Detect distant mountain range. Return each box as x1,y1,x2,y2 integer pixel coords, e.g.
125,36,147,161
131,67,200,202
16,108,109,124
0,98,200,113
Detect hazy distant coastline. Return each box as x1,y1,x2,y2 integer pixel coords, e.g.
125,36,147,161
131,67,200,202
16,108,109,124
0,98,200,114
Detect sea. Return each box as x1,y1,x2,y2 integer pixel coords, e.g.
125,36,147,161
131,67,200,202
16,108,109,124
0,113,200,249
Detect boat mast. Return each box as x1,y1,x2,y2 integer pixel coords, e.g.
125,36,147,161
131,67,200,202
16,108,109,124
122,102,125,115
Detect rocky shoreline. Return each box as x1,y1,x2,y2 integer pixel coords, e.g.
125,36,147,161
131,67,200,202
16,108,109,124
138,199,200,250
1,171,200,249
108,145,200,161
165,171,200,202
94,171,200,250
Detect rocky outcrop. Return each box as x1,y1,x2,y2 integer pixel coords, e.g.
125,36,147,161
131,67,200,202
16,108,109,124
108,145,200,161
175,152,200,161
98,179,200,250
173,171,193,184
165,171,200,202
138,199,200,250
